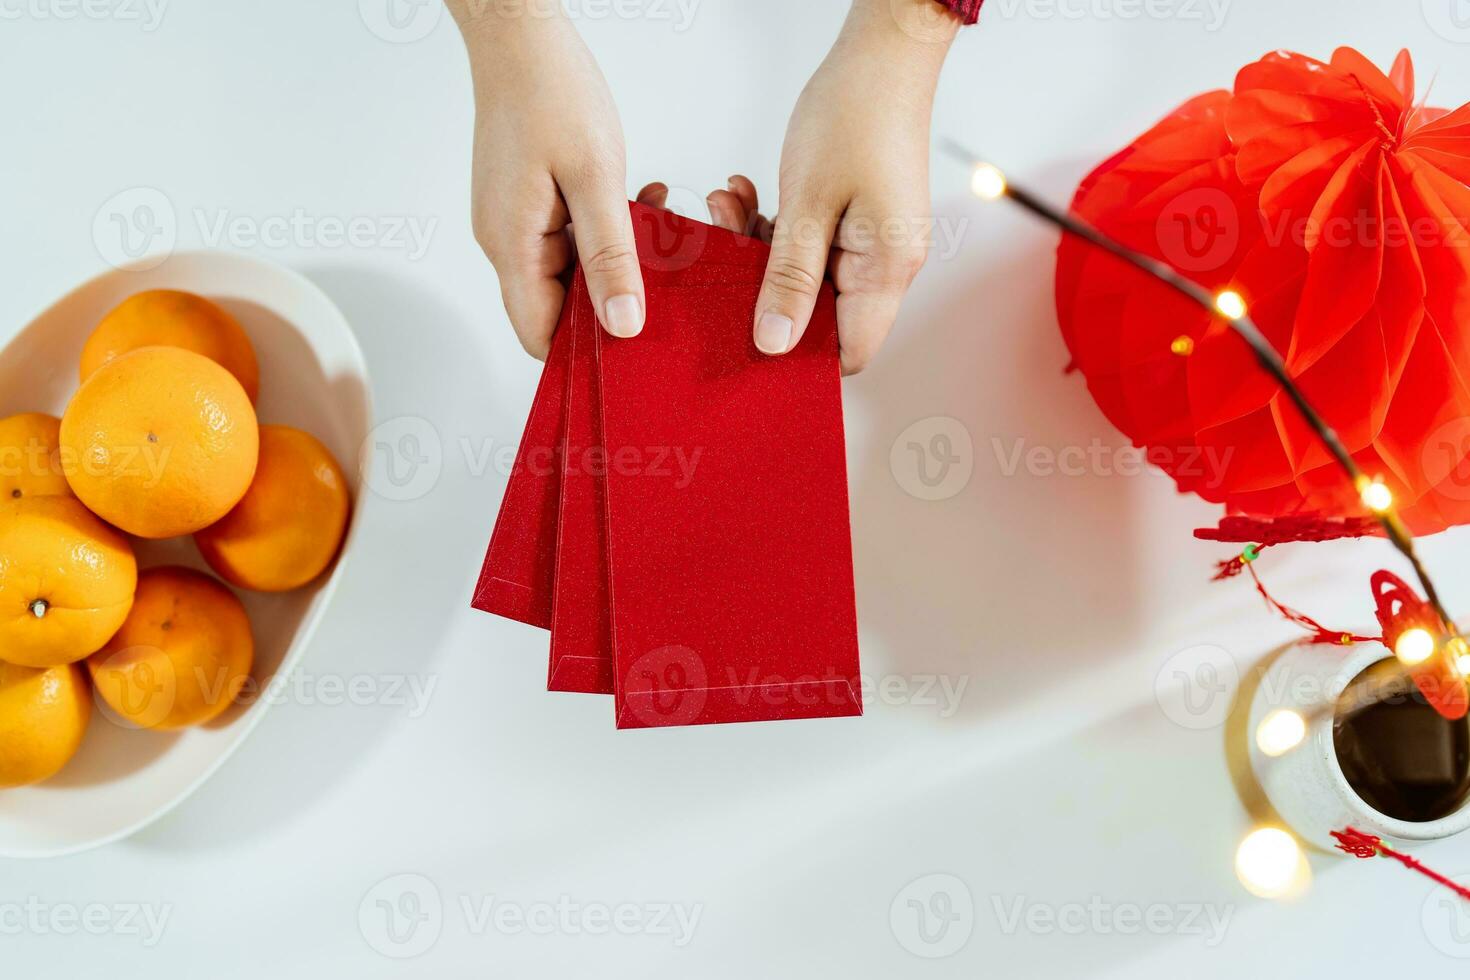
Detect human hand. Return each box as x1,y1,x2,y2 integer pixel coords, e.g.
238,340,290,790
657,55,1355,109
750,0,958,374
449,3,646,359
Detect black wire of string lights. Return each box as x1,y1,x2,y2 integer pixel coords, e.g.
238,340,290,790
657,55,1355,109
941,140,1464,672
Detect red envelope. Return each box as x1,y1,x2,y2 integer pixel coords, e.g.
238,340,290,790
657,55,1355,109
470,306,571,630
598,204,862,728
473,202,862,728
547,208,780,698
547,272,614,694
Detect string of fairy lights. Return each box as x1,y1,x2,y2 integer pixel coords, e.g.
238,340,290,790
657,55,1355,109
947,142,1470,898
947,141,1465,676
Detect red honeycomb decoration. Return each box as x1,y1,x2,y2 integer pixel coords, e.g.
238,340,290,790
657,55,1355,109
1057,48,1470,535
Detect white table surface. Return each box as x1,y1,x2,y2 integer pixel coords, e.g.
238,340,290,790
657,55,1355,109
6,0,1470,975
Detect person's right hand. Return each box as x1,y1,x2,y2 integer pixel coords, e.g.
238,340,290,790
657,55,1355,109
449,4,645,359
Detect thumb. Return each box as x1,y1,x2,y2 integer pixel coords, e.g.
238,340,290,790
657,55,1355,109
754,199,838,355
563,176,645,339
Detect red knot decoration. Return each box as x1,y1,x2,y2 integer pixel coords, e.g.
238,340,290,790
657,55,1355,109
1371,571,1469,720
1332,827,1470,903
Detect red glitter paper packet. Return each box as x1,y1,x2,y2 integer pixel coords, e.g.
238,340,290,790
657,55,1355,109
473,202,861,728
469,301,571,630
548,270,613,694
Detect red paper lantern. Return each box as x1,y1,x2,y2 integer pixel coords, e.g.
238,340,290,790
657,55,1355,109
1056,48,1470,535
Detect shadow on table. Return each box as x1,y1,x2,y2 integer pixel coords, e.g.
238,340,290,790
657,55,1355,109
1221,640,1294,836
127,261,493,853
844,205,1147,725
671,696,1377,978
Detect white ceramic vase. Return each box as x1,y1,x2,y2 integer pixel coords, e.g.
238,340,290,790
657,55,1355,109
1248,640,1470,852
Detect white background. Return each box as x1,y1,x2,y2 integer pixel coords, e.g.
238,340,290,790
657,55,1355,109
6,0,1470,975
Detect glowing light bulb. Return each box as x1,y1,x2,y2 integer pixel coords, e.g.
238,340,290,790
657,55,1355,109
1235,828,1305,899
1255,709,1307,757
1449,638,1470,676
1215,290,1247,320
1170,335,1195,357
1395,627,1436,667
971,163,1008,201
1359,477,1393,514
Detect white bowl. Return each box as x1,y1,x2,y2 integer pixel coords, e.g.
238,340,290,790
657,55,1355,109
0,251,371,858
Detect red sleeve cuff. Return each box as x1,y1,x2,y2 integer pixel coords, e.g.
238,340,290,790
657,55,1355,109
939,0,983,24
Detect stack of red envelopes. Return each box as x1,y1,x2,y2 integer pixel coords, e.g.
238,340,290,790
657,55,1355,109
472,202,861,729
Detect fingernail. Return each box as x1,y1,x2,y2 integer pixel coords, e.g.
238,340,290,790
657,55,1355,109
604,294,644,338
755,312,793,355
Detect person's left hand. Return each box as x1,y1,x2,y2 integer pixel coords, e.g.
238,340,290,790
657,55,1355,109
735,0,957,375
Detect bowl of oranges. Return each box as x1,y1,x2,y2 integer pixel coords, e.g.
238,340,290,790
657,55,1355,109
0,251,371,857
